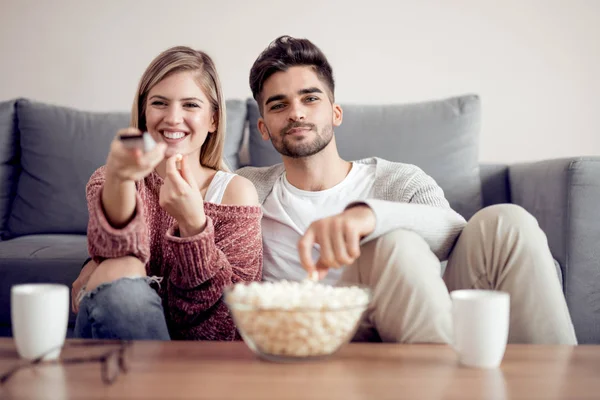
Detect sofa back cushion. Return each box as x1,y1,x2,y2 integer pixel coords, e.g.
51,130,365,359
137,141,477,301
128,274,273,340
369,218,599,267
223,100,247,171
247,94,483,219
0,100,20,239
7,100,129,236
6,99,248,237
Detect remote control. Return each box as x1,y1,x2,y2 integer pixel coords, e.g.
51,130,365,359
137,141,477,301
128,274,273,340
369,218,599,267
119,132,156,153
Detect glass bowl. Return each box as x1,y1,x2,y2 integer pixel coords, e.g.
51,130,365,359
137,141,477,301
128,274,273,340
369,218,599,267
224,281,371,363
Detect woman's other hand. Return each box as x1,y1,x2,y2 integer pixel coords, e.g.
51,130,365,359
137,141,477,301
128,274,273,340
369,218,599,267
159,154,207,237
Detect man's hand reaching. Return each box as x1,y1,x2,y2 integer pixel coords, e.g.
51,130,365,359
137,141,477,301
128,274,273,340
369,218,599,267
298,205,376,279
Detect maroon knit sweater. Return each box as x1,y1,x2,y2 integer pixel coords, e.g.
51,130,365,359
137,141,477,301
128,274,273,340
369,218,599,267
86,166,263,341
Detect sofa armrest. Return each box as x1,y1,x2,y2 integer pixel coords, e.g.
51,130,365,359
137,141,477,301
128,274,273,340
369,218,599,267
509,157,600,343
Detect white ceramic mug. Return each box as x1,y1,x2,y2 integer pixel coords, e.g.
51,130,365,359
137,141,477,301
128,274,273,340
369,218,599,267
11,284,70,360
451,289,510,368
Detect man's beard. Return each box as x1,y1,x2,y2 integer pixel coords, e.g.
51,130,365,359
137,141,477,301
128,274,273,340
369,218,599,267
268,122,334,158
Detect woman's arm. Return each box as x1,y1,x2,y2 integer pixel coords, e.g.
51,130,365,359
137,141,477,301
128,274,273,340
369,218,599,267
99,128,167,228
101,174,137,228
165,205,263,340
86,166,151,264
164,177,262,340
87,129,167,264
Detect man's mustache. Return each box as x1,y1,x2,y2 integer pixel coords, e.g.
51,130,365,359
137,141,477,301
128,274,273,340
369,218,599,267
281,122,315,135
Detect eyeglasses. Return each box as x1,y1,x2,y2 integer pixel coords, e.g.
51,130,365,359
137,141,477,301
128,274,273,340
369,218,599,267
0,340,132,385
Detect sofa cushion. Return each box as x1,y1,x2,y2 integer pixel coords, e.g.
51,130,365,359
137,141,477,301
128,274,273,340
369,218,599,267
7,100,129,237
6,99,248,237
223,99,247,170
247,94,483,219
0,234,88,332
0,100,20,239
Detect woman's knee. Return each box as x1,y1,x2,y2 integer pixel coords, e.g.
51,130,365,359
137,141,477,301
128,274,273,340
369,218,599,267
77,277,169,340
86,256,147,292
89,278,160,311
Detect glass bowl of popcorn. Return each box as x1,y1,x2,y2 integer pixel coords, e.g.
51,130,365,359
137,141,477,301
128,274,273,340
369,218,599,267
224,280,371,362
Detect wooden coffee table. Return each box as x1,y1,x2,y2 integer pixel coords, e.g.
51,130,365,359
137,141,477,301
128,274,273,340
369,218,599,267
0,338,598,399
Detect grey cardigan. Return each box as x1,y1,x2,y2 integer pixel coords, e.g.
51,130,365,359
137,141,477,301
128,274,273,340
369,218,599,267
237,157,466,261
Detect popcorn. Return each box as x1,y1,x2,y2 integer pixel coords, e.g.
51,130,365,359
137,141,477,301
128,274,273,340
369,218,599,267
225,280,370,358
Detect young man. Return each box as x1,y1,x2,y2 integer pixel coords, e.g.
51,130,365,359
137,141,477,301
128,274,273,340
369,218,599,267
237,36,577,345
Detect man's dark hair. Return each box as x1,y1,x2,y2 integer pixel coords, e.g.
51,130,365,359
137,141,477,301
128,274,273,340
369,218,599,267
249,36,335,110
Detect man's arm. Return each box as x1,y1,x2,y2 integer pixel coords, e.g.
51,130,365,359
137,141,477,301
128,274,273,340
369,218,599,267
351,198,466,261
348,166,466,261
299,164,466,275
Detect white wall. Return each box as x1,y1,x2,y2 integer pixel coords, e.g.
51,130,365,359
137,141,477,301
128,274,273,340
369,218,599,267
1,0,598,163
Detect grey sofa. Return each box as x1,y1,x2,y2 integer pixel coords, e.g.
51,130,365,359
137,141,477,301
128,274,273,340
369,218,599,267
1,95,598,343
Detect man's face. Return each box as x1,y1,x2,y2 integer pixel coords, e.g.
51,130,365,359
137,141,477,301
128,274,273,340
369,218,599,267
257,66,342,158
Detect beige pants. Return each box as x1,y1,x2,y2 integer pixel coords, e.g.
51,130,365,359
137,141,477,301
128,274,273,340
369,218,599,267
341,204,578,345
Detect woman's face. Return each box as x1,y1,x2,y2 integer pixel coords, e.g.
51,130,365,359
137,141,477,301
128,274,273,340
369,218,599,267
145,71,216,160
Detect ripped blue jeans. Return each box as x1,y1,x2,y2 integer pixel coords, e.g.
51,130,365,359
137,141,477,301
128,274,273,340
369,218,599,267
74,277,170,340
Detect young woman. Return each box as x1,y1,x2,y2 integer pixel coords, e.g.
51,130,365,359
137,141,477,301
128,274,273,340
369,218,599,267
72,46,262,341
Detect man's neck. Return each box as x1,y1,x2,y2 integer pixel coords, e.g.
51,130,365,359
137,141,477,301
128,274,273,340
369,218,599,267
282,141,352,191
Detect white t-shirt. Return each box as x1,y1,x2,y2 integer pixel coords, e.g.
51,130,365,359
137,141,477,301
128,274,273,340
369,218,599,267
262,163,377,285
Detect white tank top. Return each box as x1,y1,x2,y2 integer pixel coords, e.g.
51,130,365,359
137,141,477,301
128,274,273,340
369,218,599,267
205,170,237,204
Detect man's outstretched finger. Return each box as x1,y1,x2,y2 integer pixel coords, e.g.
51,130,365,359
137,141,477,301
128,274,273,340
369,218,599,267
298,230,317,274
332,227,354,265
317,265,329,280
344,226,362,259
317,232,340,268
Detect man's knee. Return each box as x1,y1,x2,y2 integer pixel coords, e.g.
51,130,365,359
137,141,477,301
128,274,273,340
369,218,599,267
361,229,441,279
462,204,557,279
370,229,429,252
469,204,537,229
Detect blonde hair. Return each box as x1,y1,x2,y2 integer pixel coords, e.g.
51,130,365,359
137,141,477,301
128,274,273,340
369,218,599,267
131,46,228,171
